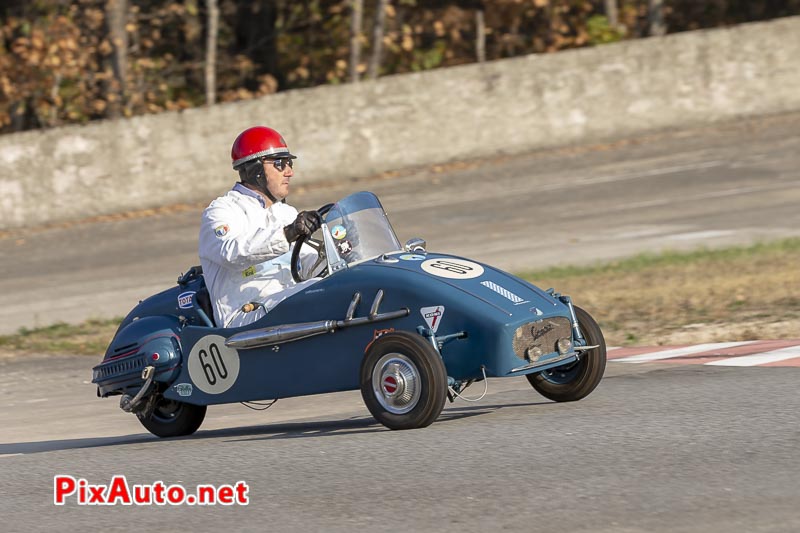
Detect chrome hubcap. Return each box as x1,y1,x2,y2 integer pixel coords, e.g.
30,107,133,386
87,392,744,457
372,353,421,414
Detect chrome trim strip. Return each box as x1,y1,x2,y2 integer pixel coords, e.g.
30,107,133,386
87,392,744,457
510,352,577,373
232,146,292,168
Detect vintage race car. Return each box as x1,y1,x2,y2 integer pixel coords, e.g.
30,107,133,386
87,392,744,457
92,191,606,437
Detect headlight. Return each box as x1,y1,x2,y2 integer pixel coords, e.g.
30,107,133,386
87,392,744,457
526,346,543,362
557,338,572,354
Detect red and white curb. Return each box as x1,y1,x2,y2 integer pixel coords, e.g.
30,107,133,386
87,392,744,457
608,340,800,367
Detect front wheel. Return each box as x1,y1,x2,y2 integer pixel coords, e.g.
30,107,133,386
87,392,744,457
527,306,606,402
360,331,447,430
137,397,206,438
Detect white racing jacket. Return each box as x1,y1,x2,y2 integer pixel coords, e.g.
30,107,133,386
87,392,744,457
198,184,318,328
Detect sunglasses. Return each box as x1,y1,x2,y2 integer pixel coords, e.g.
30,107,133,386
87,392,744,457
262,157,294,171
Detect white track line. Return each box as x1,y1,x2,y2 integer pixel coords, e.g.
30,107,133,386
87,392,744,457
613,341,756,363
705,345,800,367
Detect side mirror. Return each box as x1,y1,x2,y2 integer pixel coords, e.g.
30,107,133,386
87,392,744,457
404,237,426,253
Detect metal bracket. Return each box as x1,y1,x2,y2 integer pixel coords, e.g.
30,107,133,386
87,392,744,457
345,292,361,321
369,290,384,318
416,327,467,353
573,345,599,352
321,222,348,274
559,295,586,345
120,366,156,413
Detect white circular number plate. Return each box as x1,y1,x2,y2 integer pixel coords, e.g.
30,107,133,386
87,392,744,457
187,335,240,395
420,258,484,279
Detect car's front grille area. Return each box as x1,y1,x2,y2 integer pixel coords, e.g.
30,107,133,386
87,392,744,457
512,317,572,361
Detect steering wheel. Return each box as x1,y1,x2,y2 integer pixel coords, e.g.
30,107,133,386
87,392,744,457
291,203,334,283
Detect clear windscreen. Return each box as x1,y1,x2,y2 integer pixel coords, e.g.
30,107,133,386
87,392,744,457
323,191,402,264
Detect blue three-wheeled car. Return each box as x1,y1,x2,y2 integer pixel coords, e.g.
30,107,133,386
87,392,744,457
92,191,606,437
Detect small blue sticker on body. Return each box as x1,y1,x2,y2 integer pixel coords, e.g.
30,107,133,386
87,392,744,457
175,383,193,397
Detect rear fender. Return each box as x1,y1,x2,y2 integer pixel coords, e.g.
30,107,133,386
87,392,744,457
92,316,183,397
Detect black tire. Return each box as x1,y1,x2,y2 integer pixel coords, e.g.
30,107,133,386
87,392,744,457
360,331,448,430
527,306,606,402
137,397,207,438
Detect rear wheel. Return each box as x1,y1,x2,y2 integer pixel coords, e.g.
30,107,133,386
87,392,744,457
137,397,206,438
527,306,606,402
360,331,447,430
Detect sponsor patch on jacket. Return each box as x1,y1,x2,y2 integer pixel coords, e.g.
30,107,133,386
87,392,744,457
177,291,196,309
214,224,229,237
242,265,256,278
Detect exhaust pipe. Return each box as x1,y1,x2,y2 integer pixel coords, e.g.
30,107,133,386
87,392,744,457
225,290,409,350
225,320,338,349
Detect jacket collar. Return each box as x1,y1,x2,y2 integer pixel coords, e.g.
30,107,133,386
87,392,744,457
233,182,267,208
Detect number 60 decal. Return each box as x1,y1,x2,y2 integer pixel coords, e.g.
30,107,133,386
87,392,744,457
187,335,240,394
421,258,484,280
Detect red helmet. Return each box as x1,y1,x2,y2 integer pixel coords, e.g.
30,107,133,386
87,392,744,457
231,126,296,169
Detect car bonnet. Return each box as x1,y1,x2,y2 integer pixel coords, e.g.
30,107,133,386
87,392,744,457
371,252,563,321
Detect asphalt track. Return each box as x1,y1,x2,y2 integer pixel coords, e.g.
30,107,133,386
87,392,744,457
1,351,799,532
1,113,800,531
1,112,800,334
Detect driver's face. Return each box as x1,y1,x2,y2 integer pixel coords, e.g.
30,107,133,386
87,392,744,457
263,158,294,201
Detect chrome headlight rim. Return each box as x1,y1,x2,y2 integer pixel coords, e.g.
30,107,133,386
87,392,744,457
371,352,422,415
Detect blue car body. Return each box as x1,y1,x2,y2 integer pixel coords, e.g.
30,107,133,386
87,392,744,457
92,192,600,434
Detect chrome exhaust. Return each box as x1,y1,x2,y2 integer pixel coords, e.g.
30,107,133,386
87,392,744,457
225,290,409,350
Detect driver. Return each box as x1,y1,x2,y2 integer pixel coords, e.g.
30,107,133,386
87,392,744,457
198,126,323,328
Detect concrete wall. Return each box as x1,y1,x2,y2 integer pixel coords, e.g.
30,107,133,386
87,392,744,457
1,17,799,229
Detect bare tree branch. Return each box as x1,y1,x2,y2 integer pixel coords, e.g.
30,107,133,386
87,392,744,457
350,0,364,83
476,6,486,63
205,0,219,105
106,0,128,117
49,72,62,127
604,0,619,29
648,0,666,36
368,0,388,80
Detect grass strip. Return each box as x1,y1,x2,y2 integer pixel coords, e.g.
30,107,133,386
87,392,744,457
1,239,798,355
0,318,122,356
520,238,800,346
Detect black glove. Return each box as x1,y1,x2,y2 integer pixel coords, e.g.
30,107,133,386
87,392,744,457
284,210,322,243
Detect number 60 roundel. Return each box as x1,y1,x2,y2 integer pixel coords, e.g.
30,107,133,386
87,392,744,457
187,335,241,394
